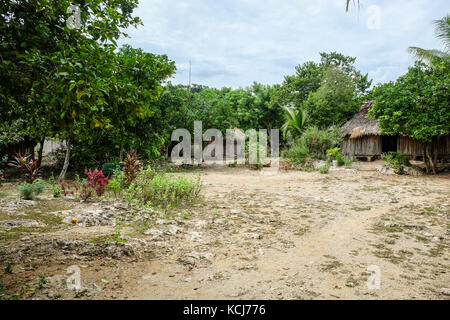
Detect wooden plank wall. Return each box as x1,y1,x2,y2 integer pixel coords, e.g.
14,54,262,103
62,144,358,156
342,136,381,156
398,135,450,158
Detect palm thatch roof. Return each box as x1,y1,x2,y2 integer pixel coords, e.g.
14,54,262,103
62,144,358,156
340,101,380,139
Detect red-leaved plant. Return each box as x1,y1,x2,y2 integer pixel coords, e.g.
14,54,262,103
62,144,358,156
7,153,41,183
82,169,109,200
60,181,79,196
120,148,142,184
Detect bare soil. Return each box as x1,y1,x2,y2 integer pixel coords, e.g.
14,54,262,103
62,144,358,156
0,162,449,300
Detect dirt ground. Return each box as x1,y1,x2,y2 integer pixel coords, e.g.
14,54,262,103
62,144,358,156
0,161,449,300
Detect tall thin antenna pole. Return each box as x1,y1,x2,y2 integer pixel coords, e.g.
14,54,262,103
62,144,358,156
188,60,192,90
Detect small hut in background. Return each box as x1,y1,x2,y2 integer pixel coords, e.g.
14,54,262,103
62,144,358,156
340,101,450,162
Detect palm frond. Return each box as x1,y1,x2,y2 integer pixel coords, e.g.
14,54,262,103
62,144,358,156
433,14,450,51
408,46,449,65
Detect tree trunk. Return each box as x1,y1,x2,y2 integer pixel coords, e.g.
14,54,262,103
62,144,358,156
423,145,430,174
37,136,45,168
426,143,436,175
119,144,123,162
58,139,72,181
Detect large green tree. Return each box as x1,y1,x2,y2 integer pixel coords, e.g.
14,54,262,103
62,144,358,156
369,60,450,174
302,66,360,128
0,0,176,178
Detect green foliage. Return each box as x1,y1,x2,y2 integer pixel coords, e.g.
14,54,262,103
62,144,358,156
124,167,202,210
283,126,343,166
105,175,123,198
319,164,330,174
48,174,61,198
343,156,356,167
281,105,308,141
382,152,410,174
303,67,360,128
326,148,340,160
102,163,121,177
19,181,44,200
282,144,309,165
300,126,343,159
369,61,450,142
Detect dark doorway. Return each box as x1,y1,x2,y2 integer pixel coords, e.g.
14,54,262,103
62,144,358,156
382,136,398,153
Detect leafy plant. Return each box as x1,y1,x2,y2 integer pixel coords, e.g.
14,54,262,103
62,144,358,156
281,105,308,141
343,155,356,167
80,170,110,201
326,147,340,160
120,148,142,184
283,143,309,165
125,167,201,210
60,181,79,197
102,162,121,177
319,164,330,174
382,152,410,175
0,174,5,192
48,174,61,198
19,181,44,200
7,153,41,183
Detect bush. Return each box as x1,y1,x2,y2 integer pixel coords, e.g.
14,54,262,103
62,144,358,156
299,126,343,159
102,162,121,177
283,143,309,164
382,152,410,175
19,181,44,200
125,166,202,210
319,164,330,174
343,155,356,167
81,169,109,201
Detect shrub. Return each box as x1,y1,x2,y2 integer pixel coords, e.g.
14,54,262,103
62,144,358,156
283,143,309,164
120,148,142,184
19,181,44,200
20,182,34,200
48,174,62,198
299,126,343,159
125,166,202,210
81,169,109,200
102,162,121,177
7,153,41,183
319,164,330,174
343,155,356,167
61,181,79,197
382,152,410,175
0,174,4,191
336,153,344,166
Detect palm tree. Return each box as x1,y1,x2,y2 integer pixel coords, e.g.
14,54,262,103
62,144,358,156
408,15,450,65
281,105,308,141
346,0,358,12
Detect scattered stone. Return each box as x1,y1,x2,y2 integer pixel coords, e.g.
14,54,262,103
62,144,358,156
0,219,40,228
244,232,261,240
441,288,450,296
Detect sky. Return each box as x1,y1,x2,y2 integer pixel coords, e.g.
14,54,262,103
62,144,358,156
118,0,449,88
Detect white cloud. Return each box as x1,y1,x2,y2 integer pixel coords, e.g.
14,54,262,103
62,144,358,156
119,0,449,88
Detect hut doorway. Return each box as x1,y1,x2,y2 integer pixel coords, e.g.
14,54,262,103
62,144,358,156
382,136,398,153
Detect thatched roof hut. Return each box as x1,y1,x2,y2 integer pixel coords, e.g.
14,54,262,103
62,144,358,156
340,101,380,139
341,101,450,161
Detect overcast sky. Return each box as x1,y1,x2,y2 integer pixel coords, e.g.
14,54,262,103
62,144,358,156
118,0,449,88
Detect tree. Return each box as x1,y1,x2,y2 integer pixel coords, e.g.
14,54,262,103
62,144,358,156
0,1,176,179
273,52,371,114
409,15,450,65
302,67,360,128
369,60,450,174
